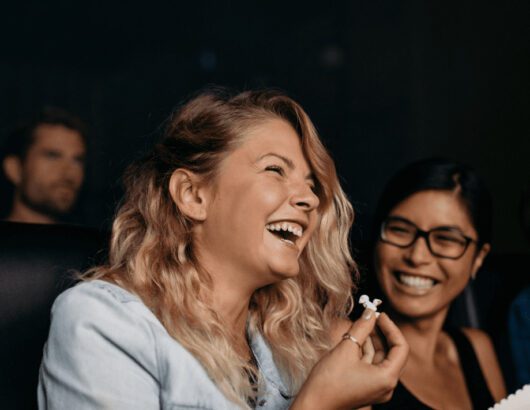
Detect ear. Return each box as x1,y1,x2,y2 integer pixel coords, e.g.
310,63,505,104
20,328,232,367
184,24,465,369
3,155,23,186
470,243,491,280
168,169,210,221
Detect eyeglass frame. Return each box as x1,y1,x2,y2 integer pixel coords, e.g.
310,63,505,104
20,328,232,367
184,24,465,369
379,216,477,260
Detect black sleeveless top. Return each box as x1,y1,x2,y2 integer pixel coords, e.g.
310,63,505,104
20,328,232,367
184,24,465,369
373,328,495,410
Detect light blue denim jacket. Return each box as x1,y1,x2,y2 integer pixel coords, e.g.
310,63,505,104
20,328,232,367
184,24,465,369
38,280,294,409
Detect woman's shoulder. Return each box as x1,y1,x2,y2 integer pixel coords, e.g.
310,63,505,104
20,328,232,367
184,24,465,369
51,279,164,341
460,327,506,401
459,327,498,372
57,279,139,304
460,327,494,352
56,279,148,312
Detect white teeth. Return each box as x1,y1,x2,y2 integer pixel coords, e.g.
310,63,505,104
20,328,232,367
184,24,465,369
398,273,435,289
265,222,304,238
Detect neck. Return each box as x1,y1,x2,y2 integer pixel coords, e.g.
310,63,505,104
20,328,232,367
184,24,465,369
211,277,255,360
197,248,256,351
194,234,269,360
212,279,253,336
195,240,262,337
7,197,56,224
391,306,449,363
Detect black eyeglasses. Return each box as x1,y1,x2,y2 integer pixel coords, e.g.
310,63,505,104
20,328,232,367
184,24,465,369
380,216,476,260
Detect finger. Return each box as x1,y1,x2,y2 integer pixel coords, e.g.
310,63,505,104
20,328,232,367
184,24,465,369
346,307,378,346
341,333,364,358
361,335,375,364
370,329,386,352
371,330,387,364
375,313,409,371
373,349,386,365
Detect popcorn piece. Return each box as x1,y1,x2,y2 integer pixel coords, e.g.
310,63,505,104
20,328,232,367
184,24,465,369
359,295,383,312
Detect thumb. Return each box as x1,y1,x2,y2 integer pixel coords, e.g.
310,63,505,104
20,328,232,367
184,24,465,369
345,308,378,345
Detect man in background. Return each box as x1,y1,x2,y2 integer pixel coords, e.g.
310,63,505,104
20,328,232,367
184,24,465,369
1,107,87,224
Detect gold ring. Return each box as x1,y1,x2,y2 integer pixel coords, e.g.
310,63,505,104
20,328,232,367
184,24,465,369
342,332,362,349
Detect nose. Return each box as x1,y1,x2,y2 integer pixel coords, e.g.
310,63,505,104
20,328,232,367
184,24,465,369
289,182,320,212
61,158,84,185
404,236,432,266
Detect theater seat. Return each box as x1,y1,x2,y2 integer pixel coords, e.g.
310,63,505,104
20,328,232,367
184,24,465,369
0,221,108,410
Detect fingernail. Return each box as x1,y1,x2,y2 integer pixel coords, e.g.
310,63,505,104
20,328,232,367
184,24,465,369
375,312,381,318
363,308,374,320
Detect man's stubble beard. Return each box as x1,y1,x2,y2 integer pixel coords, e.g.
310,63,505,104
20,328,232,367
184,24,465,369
18,183,78,221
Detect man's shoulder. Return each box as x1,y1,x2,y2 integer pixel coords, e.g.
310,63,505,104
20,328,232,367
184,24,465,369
512,287,530,309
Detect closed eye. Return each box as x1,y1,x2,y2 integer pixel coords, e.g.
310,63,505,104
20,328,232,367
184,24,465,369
389,227,411,234
433,234,466,245
43,150,62,159
265,165,285,176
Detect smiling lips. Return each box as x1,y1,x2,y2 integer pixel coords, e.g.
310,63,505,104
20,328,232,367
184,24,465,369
266,221,304,246
396,272,438,290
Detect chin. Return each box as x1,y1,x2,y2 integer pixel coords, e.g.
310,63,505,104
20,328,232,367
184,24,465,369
268,263,300,281
388,297,446,320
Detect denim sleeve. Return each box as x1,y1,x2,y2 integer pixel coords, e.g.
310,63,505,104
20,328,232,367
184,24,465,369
509,287,530,388
38,281,160,409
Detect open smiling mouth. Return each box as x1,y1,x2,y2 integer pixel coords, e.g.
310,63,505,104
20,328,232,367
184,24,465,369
265,222,303,246
394,271,440,290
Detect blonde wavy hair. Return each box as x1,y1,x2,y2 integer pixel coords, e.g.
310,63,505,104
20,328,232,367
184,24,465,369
85,88,357,408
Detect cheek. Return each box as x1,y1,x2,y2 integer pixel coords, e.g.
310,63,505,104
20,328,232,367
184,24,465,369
374,245,389,285
375,244,399,274
22,163,46,186
235,182,284,217
27,159,57,182
440,259,473,284
258,181,287,208
72,164,85,181
306,211,319,234
220,182,285,236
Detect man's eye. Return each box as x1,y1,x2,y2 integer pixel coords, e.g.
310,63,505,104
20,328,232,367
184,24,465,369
43,151,61,159
265,165,284,176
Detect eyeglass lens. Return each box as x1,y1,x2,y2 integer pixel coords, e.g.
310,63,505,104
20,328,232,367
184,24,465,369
382,218,469,258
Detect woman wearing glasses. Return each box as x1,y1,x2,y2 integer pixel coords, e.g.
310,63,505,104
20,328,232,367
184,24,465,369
370,158,506,409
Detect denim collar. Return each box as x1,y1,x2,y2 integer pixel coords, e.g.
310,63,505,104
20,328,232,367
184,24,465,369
248,329,293,399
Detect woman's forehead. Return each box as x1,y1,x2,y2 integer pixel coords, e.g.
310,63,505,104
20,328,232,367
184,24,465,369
229,119,311,167
390,190,474,231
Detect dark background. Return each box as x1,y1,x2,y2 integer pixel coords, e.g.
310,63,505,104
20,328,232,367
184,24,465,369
1,0,528,254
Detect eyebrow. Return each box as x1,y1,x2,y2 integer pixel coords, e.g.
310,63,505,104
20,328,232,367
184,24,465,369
257,152,315,181
388,215,466,232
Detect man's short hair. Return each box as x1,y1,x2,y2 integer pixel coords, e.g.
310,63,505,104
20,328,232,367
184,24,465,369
3,106,88,160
